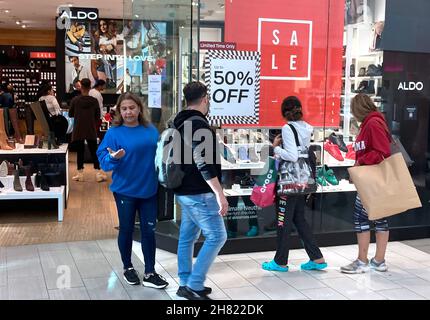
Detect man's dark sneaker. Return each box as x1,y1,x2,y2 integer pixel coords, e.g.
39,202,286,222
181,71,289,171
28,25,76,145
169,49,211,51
123,268,140,285
328,132,348,152
177,286,212,296
142,273,169,289
176,286,212,300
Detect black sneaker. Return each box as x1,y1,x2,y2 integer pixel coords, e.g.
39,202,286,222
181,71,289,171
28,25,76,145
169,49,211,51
328,132,348,152
177,286,212,296
123,268,140,285
142,273,169,289
176,286,212,300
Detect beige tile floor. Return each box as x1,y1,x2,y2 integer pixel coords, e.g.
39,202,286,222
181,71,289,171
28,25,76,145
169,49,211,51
1,239,430,300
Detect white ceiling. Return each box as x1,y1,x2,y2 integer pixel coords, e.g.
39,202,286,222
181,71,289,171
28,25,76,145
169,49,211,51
0,0,224,29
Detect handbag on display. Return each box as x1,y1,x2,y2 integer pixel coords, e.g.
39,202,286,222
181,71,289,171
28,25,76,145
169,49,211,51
277,124,317,196
250,157,278,208
348,153,421,220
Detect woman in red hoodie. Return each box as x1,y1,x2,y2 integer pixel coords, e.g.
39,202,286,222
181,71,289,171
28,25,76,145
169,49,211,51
341,93,391,274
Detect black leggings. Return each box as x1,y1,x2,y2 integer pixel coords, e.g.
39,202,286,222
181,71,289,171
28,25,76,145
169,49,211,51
274,195,323,265
75,140,100,170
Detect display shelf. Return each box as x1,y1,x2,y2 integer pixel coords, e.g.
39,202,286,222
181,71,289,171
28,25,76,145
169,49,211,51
224,188,253,197
221,159,266,170
0,186,65,221
0,143,68,155
350,76,382,80
316,183,356,193
225,143,269,147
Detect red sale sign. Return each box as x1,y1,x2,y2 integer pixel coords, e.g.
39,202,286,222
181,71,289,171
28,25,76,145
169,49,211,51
225,0,344,128
259,19,312,80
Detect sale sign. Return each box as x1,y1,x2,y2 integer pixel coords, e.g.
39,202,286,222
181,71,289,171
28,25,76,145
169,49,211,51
258,18,312,80
225,0,344,128
205,50,261,125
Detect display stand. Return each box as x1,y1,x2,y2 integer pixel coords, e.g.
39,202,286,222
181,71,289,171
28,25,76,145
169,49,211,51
0,144,69,222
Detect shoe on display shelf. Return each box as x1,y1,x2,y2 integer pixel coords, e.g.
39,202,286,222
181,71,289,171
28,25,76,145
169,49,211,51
328,132,348,152
246,226,259,237
248,147,260,163
324,141,344,161
345,144,356,160
318,165,339,186
237,146,250,162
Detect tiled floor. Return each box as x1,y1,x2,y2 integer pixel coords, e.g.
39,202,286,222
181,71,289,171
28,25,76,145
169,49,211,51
1,239,430,300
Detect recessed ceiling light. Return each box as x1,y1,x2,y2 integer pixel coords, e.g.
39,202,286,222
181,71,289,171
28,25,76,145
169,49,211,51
16,21,20,25
67,3,73,7
21,25,26,28
4,9,10,13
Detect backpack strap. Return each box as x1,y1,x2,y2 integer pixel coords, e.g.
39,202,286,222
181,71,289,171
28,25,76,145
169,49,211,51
288,123,300,147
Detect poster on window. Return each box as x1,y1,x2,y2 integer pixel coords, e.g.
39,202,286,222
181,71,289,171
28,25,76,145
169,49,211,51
345,0,366,25
63,15,169,95
148,74,162,108
204,50,261,125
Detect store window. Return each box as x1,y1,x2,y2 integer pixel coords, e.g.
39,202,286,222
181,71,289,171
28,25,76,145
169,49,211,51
124,0,199,132
150,0,430,253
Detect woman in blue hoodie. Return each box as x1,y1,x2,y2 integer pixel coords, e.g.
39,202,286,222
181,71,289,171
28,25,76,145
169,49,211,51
97,92,168,289
262,96,327,272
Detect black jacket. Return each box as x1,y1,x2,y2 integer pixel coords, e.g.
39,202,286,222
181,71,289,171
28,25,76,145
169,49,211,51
173,109,222,195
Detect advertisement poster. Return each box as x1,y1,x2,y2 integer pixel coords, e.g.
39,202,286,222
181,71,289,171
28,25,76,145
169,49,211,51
205,50,261,125
225,0,344,128
62,10,168,96
148,74,162,109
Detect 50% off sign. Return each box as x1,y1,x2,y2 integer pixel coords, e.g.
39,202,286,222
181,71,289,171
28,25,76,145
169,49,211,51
205,50,261,125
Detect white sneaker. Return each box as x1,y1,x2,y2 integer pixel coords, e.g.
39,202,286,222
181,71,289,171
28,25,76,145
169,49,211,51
72,170,84,182
370,258,388,272
340,259,370,274
96,171,107,182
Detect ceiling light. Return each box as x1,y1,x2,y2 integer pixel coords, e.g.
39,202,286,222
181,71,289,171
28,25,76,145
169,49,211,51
67,3,73,7
4,9,10,13
16,21,20,25
134,14,139,18
21,25,26,29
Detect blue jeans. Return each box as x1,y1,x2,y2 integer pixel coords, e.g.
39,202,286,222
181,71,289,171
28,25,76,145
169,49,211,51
176,192,227,291
113,192,157,274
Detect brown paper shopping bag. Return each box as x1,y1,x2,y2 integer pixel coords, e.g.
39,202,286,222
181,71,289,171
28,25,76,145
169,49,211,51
348,153,422,220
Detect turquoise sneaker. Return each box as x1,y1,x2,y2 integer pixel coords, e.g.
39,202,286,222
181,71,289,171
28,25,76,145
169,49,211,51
300,260,328,270
246,226,259,237
262,260,289,272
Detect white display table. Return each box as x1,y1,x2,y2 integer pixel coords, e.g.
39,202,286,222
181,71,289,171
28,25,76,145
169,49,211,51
0,144,69,221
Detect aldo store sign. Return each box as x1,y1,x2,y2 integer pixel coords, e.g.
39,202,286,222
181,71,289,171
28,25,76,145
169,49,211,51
225,0,344,127
58,7,99,21
398,81,424,91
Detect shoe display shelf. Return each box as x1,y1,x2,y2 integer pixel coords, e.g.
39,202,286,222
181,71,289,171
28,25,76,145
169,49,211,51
316,181,357,193
0,174,36,189
0,143,69,215
224,188,253,197
221,157,266,170
0,185,65,221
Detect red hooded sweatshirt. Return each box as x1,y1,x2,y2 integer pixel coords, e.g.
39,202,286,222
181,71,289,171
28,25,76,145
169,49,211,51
354,111,391,166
